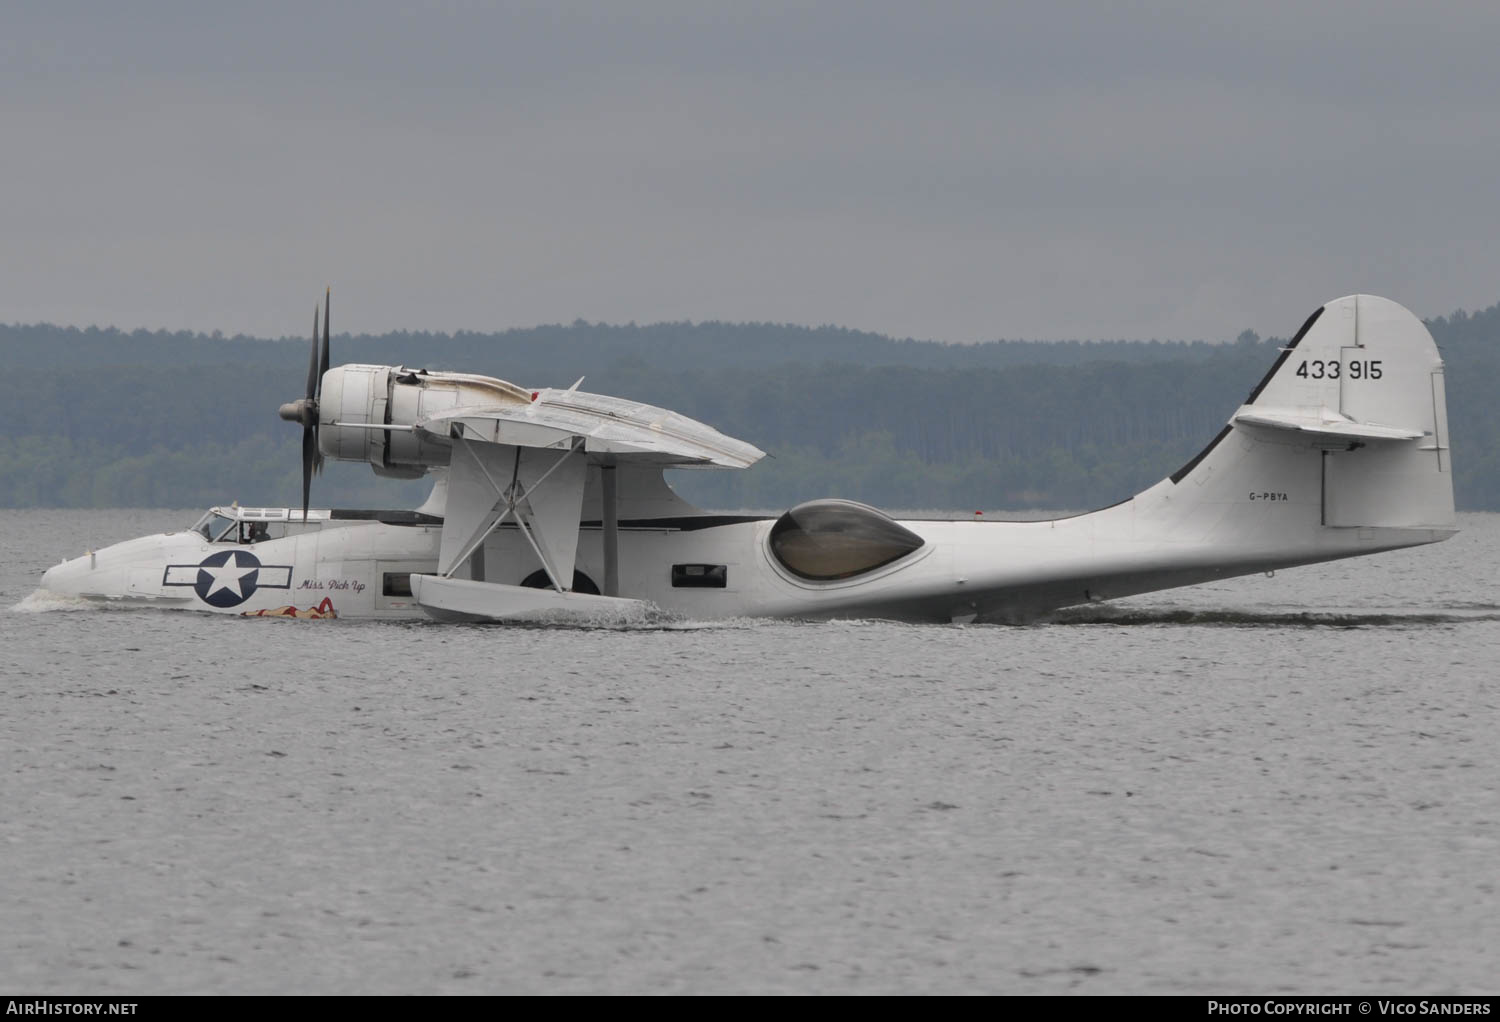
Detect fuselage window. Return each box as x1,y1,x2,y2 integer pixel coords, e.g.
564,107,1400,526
672,564,728,588
767,499,925,581
383,573,414,597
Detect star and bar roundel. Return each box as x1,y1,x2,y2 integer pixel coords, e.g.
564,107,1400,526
162,550,293,608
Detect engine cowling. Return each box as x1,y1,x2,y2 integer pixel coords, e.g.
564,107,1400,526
318,364,533,477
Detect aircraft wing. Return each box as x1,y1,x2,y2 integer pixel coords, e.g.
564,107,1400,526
417,387,765,468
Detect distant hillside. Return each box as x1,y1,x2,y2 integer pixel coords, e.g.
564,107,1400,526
1,318,1243,378
2,301,1496,510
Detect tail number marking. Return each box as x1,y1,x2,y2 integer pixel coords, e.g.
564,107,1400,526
1295,359,1383,380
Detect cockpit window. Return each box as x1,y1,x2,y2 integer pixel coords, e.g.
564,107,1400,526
240,521,277,544
191,511,238,543
768,499,925,581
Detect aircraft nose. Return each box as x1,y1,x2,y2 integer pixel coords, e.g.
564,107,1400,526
42,560,67,592
41,555,88,595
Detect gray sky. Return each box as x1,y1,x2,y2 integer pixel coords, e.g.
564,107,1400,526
4,1,1498,343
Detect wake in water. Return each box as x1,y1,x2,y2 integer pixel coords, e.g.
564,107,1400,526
456,608,781,632
12,589,100,613
15,585,1497,630
8,587,768,631
1041,605,1500,627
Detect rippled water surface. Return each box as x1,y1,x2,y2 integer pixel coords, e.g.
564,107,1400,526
3,509,1497,994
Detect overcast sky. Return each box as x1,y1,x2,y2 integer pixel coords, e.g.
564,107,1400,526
4,1,1498,343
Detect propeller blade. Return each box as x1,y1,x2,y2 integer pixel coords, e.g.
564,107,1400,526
313,419,324,476
306,306,320,402
289,289,331,520
317,288,330,399
313,290,329,481
301,424,316,522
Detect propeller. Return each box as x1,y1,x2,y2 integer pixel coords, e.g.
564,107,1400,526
278,288,331,521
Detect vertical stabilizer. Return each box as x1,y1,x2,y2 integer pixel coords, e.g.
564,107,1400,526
1162,294,1453,535
1235,295,1453,528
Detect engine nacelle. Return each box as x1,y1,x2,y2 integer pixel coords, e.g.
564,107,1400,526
319,364,533,476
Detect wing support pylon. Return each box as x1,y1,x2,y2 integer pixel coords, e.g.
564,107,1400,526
438,432,586,590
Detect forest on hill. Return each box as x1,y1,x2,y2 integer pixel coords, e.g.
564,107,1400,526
2,300,1497,512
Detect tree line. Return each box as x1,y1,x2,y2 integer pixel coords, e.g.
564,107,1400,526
2,301,1496,511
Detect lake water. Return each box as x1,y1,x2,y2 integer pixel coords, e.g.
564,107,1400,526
2,509,1497,994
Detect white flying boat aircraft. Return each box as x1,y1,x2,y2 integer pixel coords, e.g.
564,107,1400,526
39,293,1455,623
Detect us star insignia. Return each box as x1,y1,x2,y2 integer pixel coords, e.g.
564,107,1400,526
163,550,293,608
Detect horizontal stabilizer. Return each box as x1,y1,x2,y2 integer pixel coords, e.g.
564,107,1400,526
411,574,651,624
1233,408,1425,444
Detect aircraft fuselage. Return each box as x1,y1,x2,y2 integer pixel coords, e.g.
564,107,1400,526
39,496,1451,624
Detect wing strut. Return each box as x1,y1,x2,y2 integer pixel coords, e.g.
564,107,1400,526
439,439,511,579
601,463,619,597
439,434,585,591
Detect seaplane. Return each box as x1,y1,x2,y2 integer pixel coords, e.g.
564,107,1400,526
39,292,1455,624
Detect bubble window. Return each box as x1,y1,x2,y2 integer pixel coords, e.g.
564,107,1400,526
768,499,925,581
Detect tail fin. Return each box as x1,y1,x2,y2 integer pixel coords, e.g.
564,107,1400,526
1170,294,1453,531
